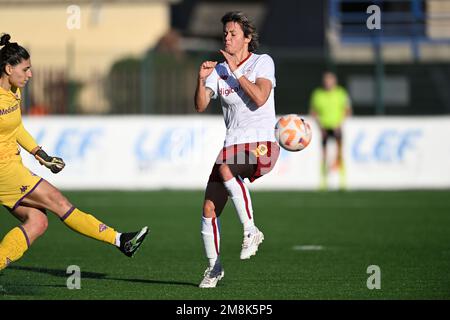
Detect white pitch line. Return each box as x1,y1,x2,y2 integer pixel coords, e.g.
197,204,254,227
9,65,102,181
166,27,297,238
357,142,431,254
292,245,324,251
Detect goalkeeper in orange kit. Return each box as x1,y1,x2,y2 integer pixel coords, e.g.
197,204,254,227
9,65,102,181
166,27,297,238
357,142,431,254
0,34,149,271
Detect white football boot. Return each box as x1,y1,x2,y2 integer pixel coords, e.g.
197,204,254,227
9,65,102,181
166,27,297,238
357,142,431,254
199,264,224,288
240,227,264,260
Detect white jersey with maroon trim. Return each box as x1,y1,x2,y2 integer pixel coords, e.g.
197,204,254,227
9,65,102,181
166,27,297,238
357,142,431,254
205,53,277,147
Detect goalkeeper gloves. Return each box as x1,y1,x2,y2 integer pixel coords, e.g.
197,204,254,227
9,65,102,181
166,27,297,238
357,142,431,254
34,148,65,174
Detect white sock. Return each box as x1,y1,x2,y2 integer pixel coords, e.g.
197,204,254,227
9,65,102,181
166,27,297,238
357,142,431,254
115,232,122,247
224,176,256,234
201,216,220,268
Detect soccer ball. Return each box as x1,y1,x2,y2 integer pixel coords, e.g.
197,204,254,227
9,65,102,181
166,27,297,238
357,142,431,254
274,114,312,152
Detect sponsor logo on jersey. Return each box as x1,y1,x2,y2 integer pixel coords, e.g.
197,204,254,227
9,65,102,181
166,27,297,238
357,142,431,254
99,224,108,232
219,86,240,97
0,103,19,116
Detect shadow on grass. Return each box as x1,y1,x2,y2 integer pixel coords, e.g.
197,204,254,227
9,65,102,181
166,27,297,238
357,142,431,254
8,265,198,287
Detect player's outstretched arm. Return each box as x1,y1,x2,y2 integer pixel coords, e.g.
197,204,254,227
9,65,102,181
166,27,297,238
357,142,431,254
32,147,65,174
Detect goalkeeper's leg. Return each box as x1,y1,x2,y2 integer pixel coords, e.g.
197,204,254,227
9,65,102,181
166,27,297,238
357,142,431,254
18,179,148,256
0,207,48,270
20,180,117,244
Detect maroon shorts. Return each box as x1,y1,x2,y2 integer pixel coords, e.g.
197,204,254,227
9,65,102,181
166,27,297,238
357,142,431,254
208,141,280,183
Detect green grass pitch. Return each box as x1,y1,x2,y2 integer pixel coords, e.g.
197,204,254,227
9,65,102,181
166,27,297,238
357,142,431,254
0,190,449,300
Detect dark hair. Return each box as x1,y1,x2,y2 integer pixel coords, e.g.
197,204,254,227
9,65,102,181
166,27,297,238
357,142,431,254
0,34,30,76
221,11,259,52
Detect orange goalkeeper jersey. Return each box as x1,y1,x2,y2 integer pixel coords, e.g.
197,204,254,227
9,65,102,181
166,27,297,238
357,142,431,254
0,86,38,163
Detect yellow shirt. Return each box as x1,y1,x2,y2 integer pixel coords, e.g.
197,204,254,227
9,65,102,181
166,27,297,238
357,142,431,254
310,86,350,129
0,86,38,162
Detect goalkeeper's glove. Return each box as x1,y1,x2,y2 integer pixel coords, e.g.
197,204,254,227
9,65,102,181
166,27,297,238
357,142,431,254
34,148,65,174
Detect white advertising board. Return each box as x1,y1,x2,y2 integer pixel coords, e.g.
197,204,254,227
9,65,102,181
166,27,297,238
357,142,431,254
21,116,450,190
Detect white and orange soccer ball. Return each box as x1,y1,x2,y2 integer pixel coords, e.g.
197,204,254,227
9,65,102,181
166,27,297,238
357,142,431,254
274,114,312,152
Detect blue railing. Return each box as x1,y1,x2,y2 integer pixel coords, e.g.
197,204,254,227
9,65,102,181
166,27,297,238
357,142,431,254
329,0,450,58
329,0,450,114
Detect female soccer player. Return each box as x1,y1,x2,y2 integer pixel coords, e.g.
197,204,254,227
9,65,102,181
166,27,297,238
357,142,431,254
194,12,280,288
0,34,149,271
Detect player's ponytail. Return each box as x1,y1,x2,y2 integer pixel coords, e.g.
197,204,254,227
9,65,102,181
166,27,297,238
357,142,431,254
0,33,30,76
0,33,11,47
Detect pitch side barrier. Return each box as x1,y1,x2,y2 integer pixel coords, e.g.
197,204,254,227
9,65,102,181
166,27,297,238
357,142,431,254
21,115,450,190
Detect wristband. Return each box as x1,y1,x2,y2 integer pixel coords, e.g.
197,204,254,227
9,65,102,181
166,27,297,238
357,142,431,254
35,148,51,162
233,69,244,79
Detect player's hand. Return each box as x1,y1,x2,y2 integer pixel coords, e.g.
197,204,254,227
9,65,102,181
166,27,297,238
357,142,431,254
199,61,217,80
219,50,238,72
34,149,65,174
